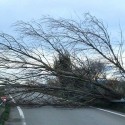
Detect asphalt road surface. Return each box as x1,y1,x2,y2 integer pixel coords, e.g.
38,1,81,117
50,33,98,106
5,106,125,125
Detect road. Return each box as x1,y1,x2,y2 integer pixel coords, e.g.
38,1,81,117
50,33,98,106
5,106,125,125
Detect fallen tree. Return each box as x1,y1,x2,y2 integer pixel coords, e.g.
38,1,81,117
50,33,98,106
0,14,125,106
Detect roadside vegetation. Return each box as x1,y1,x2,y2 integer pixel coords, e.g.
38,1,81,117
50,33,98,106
0,86,10,125
0,104,10,125
0,13,125,107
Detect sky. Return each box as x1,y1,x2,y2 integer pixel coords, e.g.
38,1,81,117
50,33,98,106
0,0,125,78
0,0,125,37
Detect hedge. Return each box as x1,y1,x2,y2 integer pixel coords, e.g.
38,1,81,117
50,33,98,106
0,104,10,125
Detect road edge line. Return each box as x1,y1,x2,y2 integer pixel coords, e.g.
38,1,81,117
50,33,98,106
90,106,125,118
9,94,26,125
17,106,26,125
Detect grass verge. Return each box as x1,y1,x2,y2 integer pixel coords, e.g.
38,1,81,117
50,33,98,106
0,104,10,125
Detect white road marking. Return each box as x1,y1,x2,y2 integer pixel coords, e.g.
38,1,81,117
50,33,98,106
17,106,26,125
90,106,125,118
9,94,27,125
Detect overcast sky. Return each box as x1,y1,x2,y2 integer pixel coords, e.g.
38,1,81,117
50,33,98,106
0,0,125,37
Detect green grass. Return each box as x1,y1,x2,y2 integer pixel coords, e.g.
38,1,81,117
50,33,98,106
0,104,10,125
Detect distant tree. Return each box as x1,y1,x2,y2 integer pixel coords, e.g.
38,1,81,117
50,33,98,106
72,60,106,89
54,50,73,88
